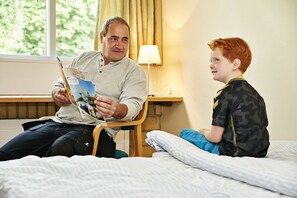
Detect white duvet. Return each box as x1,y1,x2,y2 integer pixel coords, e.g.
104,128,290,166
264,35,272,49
147,130,297,197
0,130,296,198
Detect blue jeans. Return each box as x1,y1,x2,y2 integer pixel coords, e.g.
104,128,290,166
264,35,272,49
0,120,95,161
180,128,220,154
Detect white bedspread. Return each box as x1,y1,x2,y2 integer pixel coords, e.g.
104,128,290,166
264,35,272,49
147,130,297,197
0,130,296,198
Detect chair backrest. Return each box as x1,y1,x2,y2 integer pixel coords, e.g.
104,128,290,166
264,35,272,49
134,99,148,123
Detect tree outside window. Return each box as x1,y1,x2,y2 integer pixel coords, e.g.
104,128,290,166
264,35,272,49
0,0,97,57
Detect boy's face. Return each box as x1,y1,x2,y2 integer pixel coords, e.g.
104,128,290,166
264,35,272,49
210,48,237,84
100,22,129,65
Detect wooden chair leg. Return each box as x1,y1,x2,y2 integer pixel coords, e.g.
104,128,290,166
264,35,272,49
93,123,144,157
129,130,136,157
92,125,105,156
135,125,143,156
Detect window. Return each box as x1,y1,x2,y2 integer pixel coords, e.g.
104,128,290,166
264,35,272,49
0,0,97,59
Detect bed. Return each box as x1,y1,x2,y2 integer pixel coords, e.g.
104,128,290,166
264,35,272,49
0,130,296,198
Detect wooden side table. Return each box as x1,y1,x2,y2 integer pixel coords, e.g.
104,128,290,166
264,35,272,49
142,96,183,156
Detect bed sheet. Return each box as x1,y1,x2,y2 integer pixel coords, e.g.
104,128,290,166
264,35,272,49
0,131,296,198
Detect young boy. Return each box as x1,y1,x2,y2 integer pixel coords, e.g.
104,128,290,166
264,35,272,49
181,37,270,157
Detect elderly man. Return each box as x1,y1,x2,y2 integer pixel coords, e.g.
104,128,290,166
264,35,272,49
0,16,147,160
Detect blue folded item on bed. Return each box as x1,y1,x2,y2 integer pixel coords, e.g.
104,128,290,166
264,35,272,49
180,128,220,154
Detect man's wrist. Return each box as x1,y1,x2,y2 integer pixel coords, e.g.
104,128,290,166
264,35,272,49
51,88,60,99
113,103,128,119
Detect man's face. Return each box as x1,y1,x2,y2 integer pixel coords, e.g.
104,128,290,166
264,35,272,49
100,22,129,64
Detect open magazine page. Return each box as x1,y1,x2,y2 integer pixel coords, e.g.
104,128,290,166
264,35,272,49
61,66,107,126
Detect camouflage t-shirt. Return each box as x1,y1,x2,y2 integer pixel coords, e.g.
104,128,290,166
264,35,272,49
212,78,270,157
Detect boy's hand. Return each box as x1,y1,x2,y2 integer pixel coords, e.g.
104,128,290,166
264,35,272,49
199,128,210,135
200,126,224,143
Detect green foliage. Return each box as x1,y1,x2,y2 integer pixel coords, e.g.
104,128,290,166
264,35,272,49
56,0,97,56
0,0,97,57
22,1,46,55
0,0,29,54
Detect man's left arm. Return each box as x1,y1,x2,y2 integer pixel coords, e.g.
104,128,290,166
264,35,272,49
95,66,147,120
116,66,148,121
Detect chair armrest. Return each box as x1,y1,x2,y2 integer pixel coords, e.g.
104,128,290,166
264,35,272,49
91,119,145,156
92,100,148,157
40,116,55,120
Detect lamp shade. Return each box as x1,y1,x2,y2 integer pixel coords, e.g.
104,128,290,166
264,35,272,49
137,45,161,64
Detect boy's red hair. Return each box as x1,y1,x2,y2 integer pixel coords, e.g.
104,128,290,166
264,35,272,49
208,37,252,73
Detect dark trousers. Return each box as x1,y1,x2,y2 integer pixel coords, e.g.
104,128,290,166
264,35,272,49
0,120,99,161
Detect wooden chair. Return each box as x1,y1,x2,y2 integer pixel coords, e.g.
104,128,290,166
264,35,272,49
92,99,148,157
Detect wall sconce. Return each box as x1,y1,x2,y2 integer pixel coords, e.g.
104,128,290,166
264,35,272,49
137,45,161,96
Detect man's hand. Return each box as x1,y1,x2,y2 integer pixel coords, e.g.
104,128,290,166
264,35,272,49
95,96,127,119
52,88,71,107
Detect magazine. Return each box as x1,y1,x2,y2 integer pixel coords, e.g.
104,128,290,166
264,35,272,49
57,57,107,125
56,57,75,104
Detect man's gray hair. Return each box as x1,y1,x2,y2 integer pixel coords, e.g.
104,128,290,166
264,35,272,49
101,16,130,36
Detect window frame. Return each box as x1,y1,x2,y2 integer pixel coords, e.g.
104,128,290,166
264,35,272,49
0,0,82,63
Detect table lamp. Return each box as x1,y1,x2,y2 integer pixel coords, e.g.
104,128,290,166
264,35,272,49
137,45,161,96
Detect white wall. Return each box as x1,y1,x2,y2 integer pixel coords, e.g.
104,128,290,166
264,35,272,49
0,59,61,94
160,0,297,140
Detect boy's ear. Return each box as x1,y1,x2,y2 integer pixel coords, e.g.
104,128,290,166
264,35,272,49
233,59,241,69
